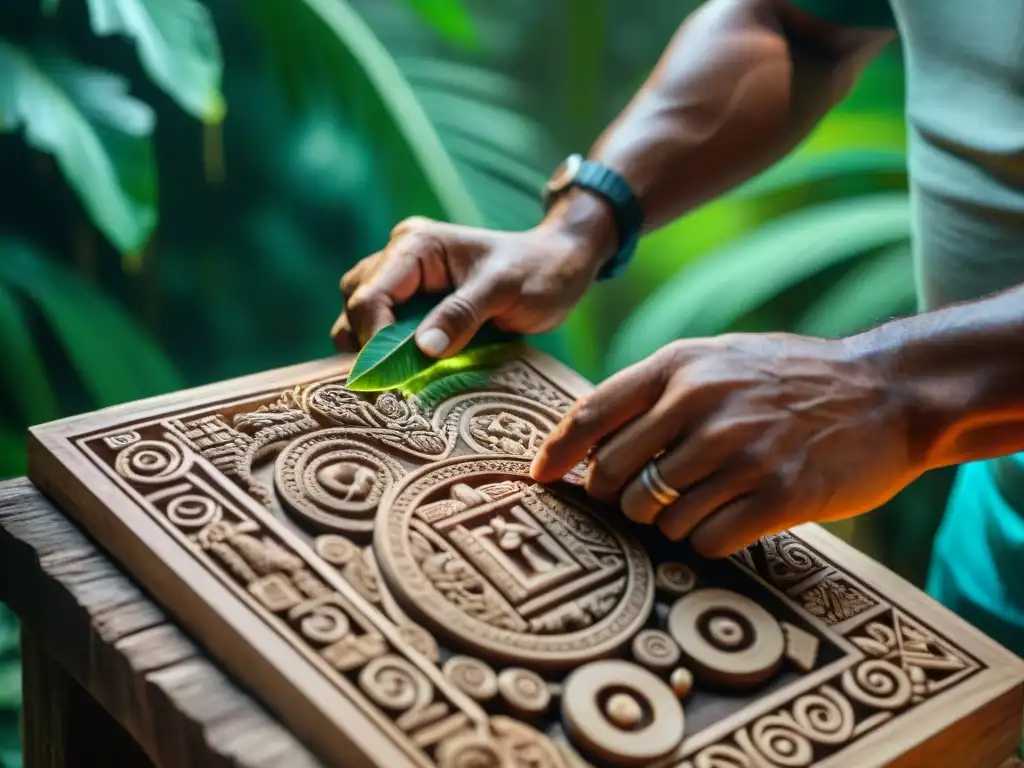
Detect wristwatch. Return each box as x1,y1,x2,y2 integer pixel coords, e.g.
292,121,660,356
542,153,643,281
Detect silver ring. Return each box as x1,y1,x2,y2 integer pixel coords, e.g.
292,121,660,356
641,461,680,507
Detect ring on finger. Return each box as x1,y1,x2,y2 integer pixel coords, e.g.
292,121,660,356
641,460,681,507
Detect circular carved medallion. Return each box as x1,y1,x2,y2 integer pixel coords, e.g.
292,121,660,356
667,588,784,687
434,394,563,459
375,455,654,669
275,433,404,536
561,659,685,765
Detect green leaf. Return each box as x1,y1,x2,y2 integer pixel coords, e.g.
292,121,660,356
0,660,19,711
605,193,912,374
409,370,491,410
84,0,225,123
732,149,907,200
0,709,21,768
0,284,58,425
401,0,478,49
247,0,552,229
0,41,157,256
796,243,916,338
0,237,182,408
0,428,27,480
345,296,520,392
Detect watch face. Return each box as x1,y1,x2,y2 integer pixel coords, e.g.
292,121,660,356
544,153,583,197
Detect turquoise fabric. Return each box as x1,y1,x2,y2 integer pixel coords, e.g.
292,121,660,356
927,460,1024,658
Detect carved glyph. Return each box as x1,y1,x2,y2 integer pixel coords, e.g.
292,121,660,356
375,455,654,668
76,358,994,768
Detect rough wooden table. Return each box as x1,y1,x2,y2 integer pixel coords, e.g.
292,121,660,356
0,477,323,768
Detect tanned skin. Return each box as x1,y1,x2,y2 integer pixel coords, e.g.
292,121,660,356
331,0,1024,558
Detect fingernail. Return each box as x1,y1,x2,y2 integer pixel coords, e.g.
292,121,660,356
417,328,450,357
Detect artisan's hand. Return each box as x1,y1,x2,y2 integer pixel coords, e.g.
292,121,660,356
531,333,922,558
331,193,617,358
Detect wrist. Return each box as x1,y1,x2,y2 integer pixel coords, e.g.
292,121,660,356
845,324,963,472
536,187,620,274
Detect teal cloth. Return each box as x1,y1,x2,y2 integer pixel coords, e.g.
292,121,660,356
927,459,1024,658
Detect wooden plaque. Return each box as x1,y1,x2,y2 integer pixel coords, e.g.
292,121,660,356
27,348,1024,767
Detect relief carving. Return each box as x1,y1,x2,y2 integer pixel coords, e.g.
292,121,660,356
375,455,654,668
306,384,452,460
275,433,405,536
798,573,876,626
78,358,996,768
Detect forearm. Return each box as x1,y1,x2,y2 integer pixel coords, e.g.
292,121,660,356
541,0,892,258
856,284,1024,469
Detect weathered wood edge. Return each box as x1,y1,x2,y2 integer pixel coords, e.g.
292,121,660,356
0,477,323,768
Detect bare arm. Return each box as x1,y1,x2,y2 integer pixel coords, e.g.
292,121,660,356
543,0,896,262
863,283,1024,469
334,0,895,356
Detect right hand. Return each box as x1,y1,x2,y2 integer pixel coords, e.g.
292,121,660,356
331,195,616,359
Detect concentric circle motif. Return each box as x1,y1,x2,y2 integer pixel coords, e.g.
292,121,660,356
275,432,404,536
114,440,188,484
667,588,785,687
374,455,654,669
561,659,685,766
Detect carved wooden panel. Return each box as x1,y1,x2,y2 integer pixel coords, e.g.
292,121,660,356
28,350,1024,767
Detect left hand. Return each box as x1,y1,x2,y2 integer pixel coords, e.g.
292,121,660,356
530,332,922,558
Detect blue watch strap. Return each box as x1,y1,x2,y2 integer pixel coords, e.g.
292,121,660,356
570,161,643,280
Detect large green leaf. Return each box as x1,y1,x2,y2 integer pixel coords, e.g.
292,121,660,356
247,0,551,230
85,0,225,123
248,0,480,225
400,0,478,49
731,149,907,200
0,285,58,426
0,427,27,479
346,297,519,392
0,238,181,408
0,41,156,256
605,193,912,374
796,243,916,338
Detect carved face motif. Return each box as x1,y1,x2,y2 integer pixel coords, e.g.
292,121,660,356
374,456,654,669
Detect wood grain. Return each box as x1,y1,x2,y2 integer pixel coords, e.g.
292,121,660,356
0,478,321,768
21,348,1024,767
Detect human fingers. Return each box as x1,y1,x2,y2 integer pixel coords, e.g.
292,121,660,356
531,356,669,484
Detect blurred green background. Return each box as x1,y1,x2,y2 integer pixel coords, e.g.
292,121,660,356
0,1,951,763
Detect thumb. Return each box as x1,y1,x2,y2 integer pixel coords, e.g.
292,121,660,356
415,276,509,358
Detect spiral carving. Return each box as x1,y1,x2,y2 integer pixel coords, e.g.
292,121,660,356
497,668,551,717
655,562,697,597
791,686,854,744
166,494,221,529
358,655,433,715
443,656,498,702
632,629,681,673
298,604,351,645
693,745,752,768
841,659,912,710
115,439,188,484
750,715,814,766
